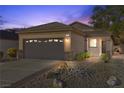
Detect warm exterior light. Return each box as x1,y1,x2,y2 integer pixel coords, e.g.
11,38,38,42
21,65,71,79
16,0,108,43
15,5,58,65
64,37,71,52
65,38,69,42
66,34,70,37
90,39,97,47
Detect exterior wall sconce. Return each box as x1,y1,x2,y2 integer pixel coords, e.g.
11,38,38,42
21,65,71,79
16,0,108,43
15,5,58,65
64,33,71,52
65,33,70,42
66,34,70,37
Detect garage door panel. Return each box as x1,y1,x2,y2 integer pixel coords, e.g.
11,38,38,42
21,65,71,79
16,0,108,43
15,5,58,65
24,38,64,59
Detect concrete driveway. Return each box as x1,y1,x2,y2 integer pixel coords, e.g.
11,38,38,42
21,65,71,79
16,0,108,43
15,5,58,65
0,59,63,87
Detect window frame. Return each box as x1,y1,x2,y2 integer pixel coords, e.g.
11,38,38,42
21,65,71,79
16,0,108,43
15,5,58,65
89,38,97,48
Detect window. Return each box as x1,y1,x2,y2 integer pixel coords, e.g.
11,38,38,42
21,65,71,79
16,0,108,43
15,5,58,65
54,39,58,42
44,40,47,42
34,40,37,42
38,40,42,43
26,41,29,43
59,40,63,42
90,39,97,47
29,40,33,43
49,39,53,42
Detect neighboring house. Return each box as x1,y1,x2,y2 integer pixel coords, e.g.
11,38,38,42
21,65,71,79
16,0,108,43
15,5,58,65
0,29,18,58
18,22,113,60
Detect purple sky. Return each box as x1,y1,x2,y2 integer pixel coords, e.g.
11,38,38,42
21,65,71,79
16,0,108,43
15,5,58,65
0,5,95,29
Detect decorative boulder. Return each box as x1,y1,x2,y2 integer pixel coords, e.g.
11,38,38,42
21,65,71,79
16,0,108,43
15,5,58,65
113,46,122,55
46,71,59,79
106,76,121,87
53,79,63,88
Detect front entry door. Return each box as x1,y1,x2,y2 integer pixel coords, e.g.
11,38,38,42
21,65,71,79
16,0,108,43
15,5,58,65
102,40,106,53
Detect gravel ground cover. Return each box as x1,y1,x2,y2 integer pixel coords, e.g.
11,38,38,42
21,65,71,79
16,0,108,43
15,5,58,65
10,55,124,88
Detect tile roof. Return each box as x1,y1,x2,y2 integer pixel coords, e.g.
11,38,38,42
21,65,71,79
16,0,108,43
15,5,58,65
18,21,111,36
19,22,74,33
70,21,94,31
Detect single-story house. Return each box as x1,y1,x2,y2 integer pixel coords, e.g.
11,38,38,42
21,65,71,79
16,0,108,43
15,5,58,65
18,22,113,60
0,29,18,58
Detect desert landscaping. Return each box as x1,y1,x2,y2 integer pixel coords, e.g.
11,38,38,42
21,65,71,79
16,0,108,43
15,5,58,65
9,55,124,88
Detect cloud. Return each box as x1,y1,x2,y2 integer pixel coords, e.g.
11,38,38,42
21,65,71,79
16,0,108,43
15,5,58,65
0,6,94,29
1,23,24,29
0,17,31,29
57,9,91,24
77,17,91,25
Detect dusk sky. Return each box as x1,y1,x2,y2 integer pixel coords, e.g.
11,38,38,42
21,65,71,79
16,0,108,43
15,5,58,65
0,5,95,29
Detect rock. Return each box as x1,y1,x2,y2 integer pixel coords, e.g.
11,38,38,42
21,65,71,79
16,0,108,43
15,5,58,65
106,76,120,87
53,79,64,88
47,71,59,79
113,46,122,55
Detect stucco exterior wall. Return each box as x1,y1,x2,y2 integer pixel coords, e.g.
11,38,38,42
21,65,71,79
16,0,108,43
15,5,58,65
120,44,124,54
87,37,102,57
19,31,113,59
87,36,113,57
71,32,85,56
0,39,18,57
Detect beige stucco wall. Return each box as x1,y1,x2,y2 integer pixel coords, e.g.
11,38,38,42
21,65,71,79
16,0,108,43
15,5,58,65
64,36,71,52
71,32,85,56
87,37,102,57
19,31,113,58
19,31,71,52
0,39,18,57
87,36,113,57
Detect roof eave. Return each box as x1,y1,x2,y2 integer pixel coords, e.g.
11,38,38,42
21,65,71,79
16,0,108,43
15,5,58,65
18,29,74,34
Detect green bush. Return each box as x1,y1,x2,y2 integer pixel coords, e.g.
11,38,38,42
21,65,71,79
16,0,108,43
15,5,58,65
84,52,90,58
7,48,17,58
75,52,90,61
75,52,85,61
0,51,4,60
101,53,109,63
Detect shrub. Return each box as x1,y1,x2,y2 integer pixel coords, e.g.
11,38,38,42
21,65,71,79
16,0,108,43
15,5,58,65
75,52,85,61
101,53,109,63
0,51,4,60
84,52,90,58
75,52,90,61
7,48,17,58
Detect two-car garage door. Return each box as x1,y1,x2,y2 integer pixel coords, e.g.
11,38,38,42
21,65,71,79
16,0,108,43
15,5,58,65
24,38,65,60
